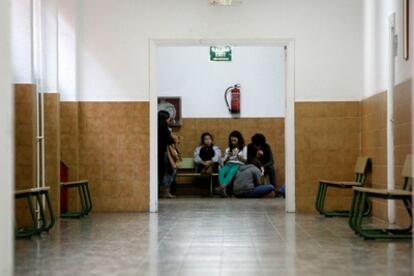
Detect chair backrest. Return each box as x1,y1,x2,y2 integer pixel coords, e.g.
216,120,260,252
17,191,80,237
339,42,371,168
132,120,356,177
177,157,195,170
354,156,370,184
402,155,412,191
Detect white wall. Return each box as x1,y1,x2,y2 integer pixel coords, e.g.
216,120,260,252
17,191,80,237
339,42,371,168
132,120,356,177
363,0,413,98
0,0,14,275
40,0,58,92
157,46,285,118
11,0,59,91
58,0,77,100
58,0,364,102
11,0,33,83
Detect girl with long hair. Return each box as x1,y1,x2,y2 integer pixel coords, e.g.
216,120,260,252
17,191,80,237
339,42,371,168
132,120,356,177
216,130,247,197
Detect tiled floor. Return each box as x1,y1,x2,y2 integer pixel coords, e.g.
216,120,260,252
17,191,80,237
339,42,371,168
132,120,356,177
15,198,412,275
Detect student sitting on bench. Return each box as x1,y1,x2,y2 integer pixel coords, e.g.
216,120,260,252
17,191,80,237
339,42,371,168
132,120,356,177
215,130,247,197
233,158,276,198
193,132,221,174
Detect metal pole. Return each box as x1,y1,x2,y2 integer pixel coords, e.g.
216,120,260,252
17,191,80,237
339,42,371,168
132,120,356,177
32,0,46,226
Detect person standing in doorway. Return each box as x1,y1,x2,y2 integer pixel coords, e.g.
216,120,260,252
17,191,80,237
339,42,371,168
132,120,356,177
158,110,176,198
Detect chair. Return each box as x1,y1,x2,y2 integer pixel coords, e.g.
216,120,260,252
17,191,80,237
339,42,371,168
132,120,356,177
315,156,371,217
15,187,55,238
60,180,92,218
349,155,412,240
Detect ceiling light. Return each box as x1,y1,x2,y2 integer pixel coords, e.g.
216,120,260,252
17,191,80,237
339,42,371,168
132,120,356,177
209,0,242,6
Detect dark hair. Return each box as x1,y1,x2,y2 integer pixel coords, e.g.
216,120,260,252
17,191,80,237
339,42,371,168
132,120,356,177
248,157,262,169
200,132,214,146
251,133,266,146
228,130,245,151
158,110,170,127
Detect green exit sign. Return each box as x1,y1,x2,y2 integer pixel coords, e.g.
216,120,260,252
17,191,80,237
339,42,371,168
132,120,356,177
210,46,232,62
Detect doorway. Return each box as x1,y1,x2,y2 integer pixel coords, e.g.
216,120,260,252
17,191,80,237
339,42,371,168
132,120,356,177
149,39,295,213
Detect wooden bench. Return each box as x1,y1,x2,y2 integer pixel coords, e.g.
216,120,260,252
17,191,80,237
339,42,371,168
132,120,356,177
15,186,55,238
176,158,218,197
315,156,371,217
60,180,92,218
349,155,412,240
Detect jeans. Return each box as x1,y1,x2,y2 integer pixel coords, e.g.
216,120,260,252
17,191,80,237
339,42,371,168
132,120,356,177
236,184,275,198
162,170,176,188
159,153,175,188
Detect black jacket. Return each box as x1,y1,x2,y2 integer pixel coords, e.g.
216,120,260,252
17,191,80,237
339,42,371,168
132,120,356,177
247,143,274,167
158,124,174,155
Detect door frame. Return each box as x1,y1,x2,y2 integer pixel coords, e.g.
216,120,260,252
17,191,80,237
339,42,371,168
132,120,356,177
149,38,296,213
387,14,396,223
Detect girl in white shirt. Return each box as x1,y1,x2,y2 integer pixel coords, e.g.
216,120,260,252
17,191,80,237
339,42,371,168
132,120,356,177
216,130,247,197
193,132,221,173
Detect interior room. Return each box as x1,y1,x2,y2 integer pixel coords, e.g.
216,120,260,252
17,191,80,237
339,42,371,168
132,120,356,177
156,45,286,199
1,0,413,275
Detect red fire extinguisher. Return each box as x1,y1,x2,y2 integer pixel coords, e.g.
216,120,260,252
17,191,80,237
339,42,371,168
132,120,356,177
224,84,241,114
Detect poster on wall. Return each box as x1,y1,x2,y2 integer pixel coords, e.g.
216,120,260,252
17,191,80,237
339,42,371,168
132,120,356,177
210,46,232,62
158,97,182,127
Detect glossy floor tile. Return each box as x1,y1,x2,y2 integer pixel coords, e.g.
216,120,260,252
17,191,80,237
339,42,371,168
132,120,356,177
15,198,412,275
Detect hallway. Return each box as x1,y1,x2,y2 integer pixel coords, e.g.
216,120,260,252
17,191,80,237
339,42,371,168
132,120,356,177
15,199,412,275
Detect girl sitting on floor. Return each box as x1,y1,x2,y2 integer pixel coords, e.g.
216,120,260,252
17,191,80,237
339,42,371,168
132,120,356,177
233,158,275,198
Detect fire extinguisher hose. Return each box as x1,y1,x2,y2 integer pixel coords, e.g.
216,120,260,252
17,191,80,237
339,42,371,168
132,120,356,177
224,86,232,112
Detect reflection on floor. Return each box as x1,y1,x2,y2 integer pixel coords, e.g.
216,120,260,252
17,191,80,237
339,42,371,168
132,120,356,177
15,198,412,275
